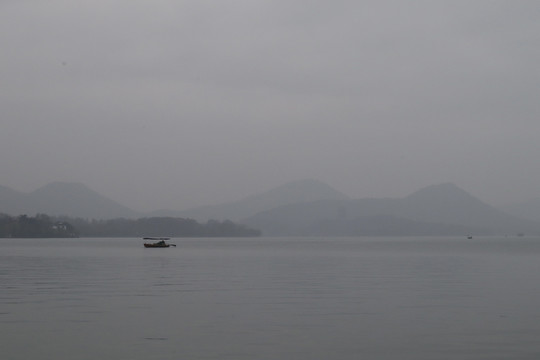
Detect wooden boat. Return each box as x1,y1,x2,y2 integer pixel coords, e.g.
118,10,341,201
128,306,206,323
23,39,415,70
143,238,176,248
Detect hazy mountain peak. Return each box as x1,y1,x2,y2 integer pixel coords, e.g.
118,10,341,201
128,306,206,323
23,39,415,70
153,179,349,221
405,183,474,202
251,179,350,203
0,182,140,219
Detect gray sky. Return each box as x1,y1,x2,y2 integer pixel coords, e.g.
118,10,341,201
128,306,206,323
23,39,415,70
1,0,539,212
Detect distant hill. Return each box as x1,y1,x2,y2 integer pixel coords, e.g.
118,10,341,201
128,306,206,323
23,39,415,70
500,198,540,222
0,182,140,219
243,183,540,236
396,183,531,231
150,179,350,222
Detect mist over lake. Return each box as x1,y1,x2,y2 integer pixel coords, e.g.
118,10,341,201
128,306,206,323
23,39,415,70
3,236,540,360
3,2,540,358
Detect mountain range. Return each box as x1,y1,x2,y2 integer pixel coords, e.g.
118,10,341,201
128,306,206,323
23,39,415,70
243,183,538,236
0,180,538,236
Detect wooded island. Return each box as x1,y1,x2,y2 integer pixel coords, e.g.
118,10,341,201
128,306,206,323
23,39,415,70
0,214,260,238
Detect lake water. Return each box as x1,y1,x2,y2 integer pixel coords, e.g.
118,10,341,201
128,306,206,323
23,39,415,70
2,236,540,360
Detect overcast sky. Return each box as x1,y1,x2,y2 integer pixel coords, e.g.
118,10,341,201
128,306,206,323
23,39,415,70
1,0,539,212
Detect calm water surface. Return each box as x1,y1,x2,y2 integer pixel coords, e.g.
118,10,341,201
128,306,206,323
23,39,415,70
2,236,540,360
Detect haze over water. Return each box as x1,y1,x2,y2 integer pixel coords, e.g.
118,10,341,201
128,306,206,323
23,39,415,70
3,237,540,359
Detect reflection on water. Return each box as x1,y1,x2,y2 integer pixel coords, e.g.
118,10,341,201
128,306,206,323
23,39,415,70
2,237,540,360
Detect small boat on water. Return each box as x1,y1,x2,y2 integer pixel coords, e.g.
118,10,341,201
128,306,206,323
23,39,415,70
143,237,176,248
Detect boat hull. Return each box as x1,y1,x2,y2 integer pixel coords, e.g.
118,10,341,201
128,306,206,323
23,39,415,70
144,243,170,248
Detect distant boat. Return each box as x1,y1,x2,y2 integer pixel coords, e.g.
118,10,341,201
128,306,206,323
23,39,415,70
143,238,176,248
467,236,473,239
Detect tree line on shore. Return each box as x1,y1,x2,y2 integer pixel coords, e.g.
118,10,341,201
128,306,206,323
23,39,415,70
0,213,260,238
0,214,77,238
